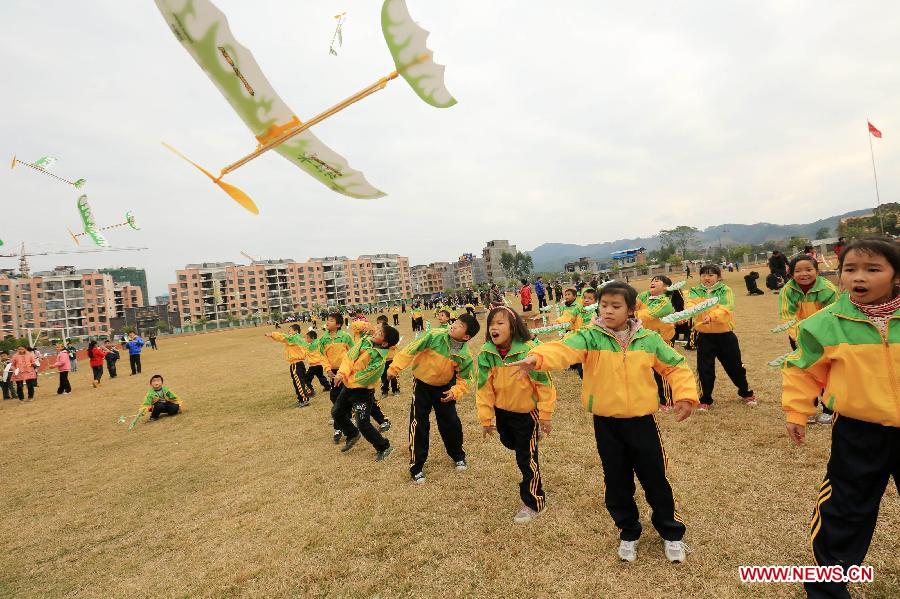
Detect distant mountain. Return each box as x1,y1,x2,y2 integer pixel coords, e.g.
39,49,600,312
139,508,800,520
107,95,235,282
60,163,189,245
526,208,872,271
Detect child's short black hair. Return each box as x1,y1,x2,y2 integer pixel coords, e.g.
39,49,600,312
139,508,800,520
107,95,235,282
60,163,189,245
582,288,597,301
485,306,533,343
381,324,400,347
327,312,344,326
437,309,451,318
699,264,722,277
598,281,638,310
306,330,317,340
789,254,819,275
838,236,900,276
563,287,576,295
150,374,164,384
376,314,388,324
651,275,673,287
290,324,302,333
455,313,480,338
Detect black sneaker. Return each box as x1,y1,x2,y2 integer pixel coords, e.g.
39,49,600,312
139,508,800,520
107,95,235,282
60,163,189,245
411,472,426,485
379,419,392,432
375,445,394,462
333,429,343,444
341,433,360,452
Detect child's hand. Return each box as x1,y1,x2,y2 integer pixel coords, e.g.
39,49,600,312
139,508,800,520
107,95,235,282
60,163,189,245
440,390,455,402
673,400,693,422
482,425,495,438
786,423,806,445
333,374,345,388
701,314,712,325
539,419,552,436
508,356,538,379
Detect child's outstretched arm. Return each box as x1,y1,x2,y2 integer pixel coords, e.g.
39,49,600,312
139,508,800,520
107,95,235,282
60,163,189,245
636,297,674,321
386,332,431,378
511,332,589,377
651,339,699,421
782,325,830,445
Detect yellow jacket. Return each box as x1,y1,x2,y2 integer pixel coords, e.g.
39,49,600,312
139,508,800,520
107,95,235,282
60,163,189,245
338,338,389,390
270,332,307,364
317,329,353,370
782,293,900,426
556,301,584,330
477,340,556,425
636,291,675,342
387,330,474,400
528,323,698,417
686,282,735,333
778,276,839,340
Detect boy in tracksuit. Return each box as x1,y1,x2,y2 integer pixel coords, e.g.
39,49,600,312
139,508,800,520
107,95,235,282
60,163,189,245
332,323,401,461
301,330,331,392
515,282,698,563
316,313,354,443
685,265,756,410
387,314,480,484
267,324,314,407
123,332,145,375
104,341,120,379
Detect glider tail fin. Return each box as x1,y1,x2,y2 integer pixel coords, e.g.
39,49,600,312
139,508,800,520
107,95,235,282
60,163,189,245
160,142,259,215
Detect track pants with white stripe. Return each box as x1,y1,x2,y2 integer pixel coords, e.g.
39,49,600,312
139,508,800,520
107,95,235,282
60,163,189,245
408,378,464,476
805,416,900,599
593,414,685,542
496,408,544,512
289,362,313,402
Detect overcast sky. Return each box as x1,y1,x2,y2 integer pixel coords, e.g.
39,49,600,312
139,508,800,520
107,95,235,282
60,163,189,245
2,0,897,296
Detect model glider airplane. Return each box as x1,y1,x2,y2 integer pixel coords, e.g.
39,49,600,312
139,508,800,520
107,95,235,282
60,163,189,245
68,195,140,247
155,0,456,214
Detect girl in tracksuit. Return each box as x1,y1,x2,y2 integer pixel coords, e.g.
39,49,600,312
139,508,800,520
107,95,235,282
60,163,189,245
778,254,838,425
636,275,681,410
686,265,756,410
477,306,555,525
515,282,698,564
782,237,900,599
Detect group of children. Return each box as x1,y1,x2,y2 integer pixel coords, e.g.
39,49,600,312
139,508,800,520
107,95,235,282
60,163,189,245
257,237,898,595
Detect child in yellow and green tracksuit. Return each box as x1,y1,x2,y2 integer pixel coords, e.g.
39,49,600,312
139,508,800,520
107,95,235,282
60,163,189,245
141,374,182,421
317,312,355,443
332,323,401,461
782,237,900,599
267,324,315,407
636,275,677,410
299,330,331,392
387,313,480,483
477,306,555,525
778,254,839,424
377,315,400,397
514,282,698,563
686,265,755,410
556,287,597,378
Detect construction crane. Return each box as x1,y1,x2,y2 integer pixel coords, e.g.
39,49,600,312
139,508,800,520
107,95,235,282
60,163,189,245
240,251,258,263
0,242,148,277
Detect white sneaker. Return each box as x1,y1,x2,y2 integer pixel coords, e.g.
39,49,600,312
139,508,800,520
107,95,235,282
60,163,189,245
454,460,468,471
664,540,687,563
816,413,833,425
513,505,540,524
807,414,817,424
412,472,426,485
618,540,638,562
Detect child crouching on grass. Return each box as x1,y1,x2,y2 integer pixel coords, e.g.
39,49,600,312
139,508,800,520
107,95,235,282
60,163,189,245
513,282,697,563
782,237,900,599
141,374,181,421
477,306,555,525
331,323,400,462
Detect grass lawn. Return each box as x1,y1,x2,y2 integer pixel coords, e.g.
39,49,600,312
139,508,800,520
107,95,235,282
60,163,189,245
1,270,897,598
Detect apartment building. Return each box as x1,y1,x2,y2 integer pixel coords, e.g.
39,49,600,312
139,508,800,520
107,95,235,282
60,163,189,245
409,262,449,296
113,283,145,318
482,240,517,283
167,254,412,323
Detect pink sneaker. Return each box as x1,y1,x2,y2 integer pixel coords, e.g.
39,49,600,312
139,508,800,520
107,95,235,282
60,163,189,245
697,403,711,411
659,404,671,413
742,394,758,406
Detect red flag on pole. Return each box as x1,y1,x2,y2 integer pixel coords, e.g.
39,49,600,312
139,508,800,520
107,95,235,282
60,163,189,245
868,121,882,138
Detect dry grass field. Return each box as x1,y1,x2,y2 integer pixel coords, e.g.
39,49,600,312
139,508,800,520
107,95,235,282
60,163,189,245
1,270,898,598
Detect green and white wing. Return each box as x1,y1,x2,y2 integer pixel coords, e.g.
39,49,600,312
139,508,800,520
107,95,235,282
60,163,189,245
77,195,97,230
382,0,456,108
154,0,384,199
87,229,109,248
33,156,57,170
